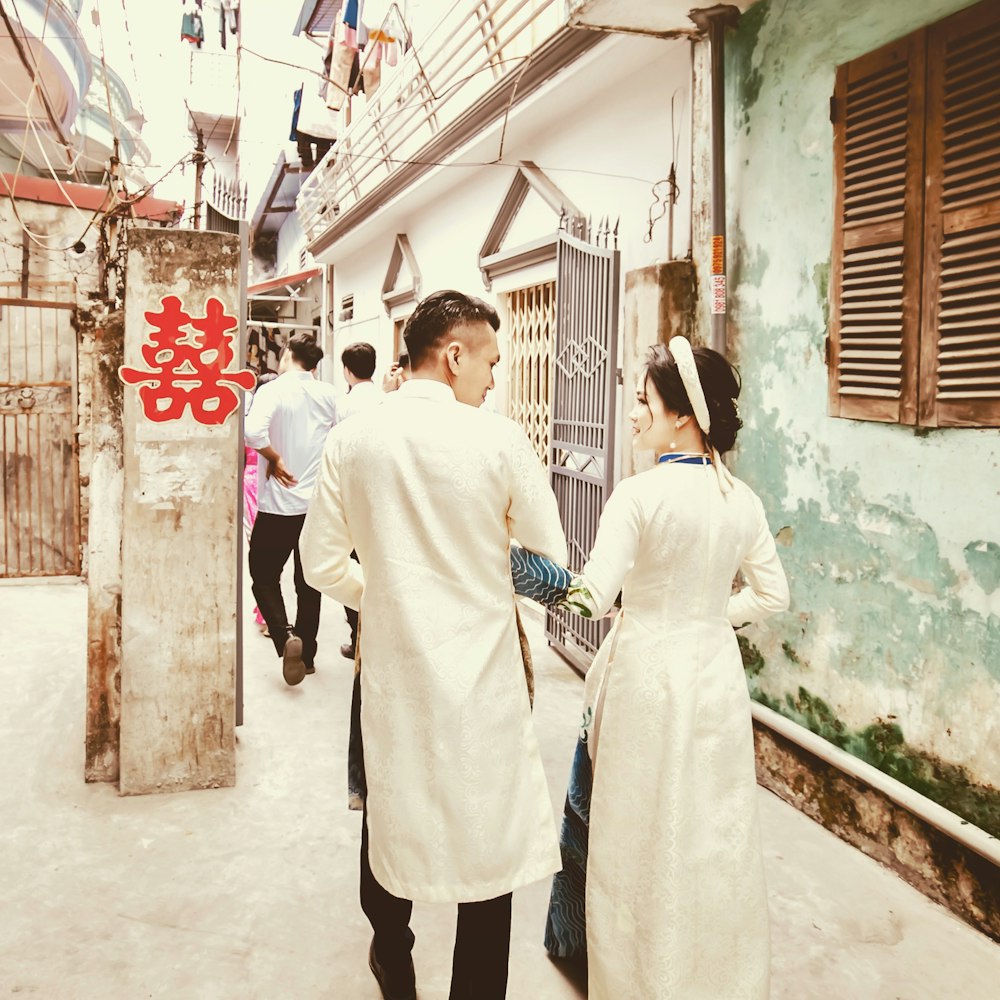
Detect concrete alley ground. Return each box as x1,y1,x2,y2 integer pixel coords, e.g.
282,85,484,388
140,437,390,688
1,579,999,999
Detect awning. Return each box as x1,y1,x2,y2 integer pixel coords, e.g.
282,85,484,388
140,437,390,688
293,0,343,36
250,151,306,248
0,172,182,223
248,267,321,298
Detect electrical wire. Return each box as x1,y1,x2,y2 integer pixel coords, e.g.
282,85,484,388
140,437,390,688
493,45,536,165
93,0,122,151
116,0,144,117
0,0,103,246
24,112,101,227
645,87,685,246
0,0,82,179
225,34,241,157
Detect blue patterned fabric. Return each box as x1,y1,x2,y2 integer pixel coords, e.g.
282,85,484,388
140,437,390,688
510,544,572,606
544,737,592,961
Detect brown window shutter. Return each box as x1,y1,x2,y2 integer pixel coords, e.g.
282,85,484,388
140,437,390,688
919,0,1000,428
829,33,926,423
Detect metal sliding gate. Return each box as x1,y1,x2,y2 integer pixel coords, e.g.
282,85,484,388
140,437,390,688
545,227,620,672
0,297,81,577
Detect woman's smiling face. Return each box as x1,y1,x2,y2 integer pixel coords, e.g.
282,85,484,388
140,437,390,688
629,373,675,453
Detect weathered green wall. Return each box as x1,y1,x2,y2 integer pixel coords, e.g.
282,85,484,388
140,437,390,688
724,0,1000,836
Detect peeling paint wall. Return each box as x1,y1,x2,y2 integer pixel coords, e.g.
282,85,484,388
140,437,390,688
84,308,124,783
622,261,697,478
717,0,1000,836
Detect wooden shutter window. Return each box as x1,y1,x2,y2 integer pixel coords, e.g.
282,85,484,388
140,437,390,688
920,0,1000,427
829,35,925,424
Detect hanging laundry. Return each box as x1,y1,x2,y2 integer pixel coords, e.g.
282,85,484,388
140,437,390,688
326,17,358,112
221,0,239,42
296,81,338,168
247,325,282,376
342,0,361,29
360,0,398,87
361,44,382,97
290,87,303,142
181,10,205,47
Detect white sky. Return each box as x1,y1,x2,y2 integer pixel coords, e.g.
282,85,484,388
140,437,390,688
77,0,329,208
77,0,444,212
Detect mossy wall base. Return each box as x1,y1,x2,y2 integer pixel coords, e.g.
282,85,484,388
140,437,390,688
754,722,1000,942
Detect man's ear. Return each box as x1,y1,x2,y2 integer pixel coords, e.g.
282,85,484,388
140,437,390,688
445,341,462,374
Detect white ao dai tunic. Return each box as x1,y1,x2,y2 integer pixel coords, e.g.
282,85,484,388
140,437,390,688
301,379,567,903
572,460,789,999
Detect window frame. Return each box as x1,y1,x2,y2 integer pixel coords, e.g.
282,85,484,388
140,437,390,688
828,0,1000,428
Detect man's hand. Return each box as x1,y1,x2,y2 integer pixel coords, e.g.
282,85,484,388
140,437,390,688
267,456,298,488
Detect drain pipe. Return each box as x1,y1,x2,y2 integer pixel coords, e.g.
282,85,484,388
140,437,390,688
752,702,1000,868
689,5,741,355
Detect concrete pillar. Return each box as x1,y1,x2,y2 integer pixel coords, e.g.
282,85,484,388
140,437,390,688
117,228,247,795
85,308,125,783
621,261,697,477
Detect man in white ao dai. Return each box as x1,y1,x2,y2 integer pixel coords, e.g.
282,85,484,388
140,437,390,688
301,291,568,1000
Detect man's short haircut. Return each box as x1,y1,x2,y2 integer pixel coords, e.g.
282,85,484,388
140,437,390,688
342,341,377,380
403,290,500,368
285,332,324,371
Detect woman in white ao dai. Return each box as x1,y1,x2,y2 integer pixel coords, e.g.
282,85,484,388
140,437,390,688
555,341,789,999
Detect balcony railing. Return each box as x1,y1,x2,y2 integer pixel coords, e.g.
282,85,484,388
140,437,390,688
297,0,567,248
205,167,247,234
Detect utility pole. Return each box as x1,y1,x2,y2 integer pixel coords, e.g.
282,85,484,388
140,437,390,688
689,5,741,356
192,128,206,231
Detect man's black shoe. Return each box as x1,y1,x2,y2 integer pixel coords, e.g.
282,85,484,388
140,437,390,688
368,940,416,1000
282,634,306,686
340,642,356,660
304,663,316,675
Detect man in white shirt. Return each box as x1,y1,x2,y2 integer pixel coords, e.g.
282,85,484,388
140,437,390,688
245,333,338,685
301,291,567,1000
339,341,381,421
337,341,382,660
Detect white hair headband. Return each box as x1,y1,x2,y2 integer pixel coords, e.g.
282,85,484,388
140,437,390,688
668,336,711,435
667,335,735,494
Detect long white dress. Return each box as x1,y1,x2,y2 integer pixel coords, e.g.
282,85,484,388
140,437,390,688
300,378,567,903
570,460,789,999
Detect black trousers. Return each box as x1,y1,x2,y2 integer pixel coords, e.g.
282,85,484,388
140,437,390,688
248,512,321,668
360,814,513,1000
344,550,359,647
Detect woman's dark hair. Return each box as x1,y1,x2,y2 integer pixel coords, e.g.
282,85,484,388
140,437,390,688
645,342,743,454
256,371,278,389
342,341,376,379
403,290,500,368
285,332,324,371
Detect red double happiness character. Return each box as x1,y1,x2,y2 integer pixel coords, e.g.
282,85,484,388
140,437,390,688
119,295,255,425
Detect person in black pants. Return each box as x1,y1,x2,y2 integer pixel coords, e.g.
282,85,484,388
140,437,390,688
360,812,513,1000
245,333,338,685
249,513,321,676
